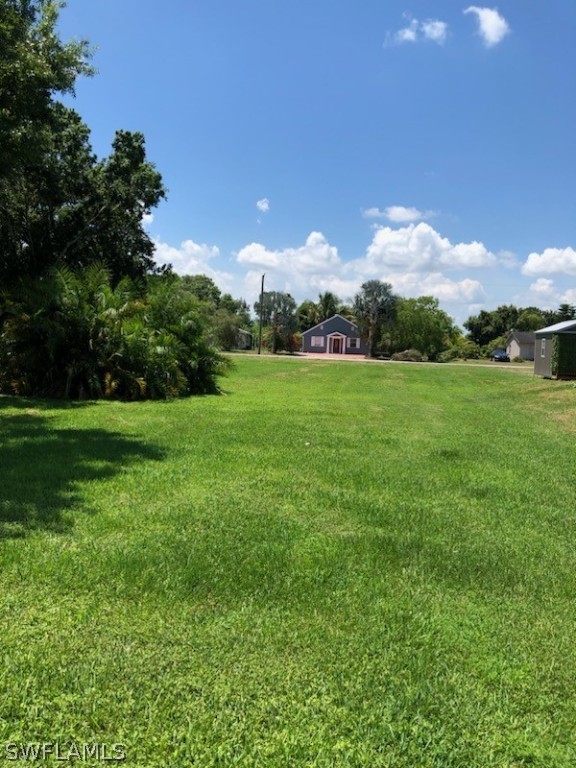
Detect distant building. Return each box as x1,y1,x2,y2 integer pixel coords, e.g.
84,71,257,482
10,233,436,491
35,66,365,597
237,329,253,350
506,331,535,361
534,320,576,378
301,314,368,355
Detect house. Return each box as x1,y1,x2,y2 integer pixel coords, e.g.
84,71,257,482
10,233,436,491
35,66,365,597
301,314,368,355
505,331,535,361
237,329,253,350
534,320,576,378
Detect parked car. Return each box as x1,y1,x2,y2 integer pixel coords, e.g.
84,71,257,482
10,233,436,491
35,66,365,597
490,349,510,362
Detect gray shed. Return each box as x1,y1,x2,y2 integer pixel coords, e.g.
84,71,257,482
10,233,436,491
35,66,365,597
534,320,576,378
301,314,368,355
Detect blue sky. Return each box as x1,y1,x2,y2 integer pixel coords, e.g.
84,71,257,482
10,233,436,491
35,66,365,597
58,1,576,327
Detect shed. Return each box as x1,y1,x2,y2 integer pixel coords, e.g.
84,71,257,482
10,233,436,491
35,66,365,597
534,320,576,378
301,314,368,355
237,329,253,350
506,331,535,361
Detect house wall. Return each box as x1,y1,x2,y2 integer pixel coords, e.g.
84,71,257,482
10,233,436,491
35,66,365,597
301,315,367,354
507,339,535,361
534,335,553,377
507,339,521,360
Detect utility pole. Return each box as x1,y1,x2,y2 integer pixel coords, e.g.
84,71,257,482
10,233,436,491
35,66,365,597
257,273,265,355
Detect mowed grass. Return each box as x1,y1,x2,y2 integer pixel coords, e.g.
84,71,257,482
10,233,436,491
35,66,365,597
1,357,576,767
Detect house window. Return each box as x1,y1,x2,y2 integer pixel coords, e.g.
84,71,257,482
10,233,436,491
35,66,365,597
541,338,546,358
347,338,360,349
311,336,324,347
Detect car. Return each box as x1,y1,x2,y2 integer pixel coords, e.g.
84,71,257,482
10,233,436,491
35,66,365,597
490,349,510,362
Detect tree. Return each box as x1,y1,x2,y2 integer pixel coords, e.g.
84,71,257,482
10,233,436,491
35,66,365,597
516,308,547,332
296,299,319,332
254,291,297,353
317,291,339,321
391,296,457,360
0,0,92,178
0,2,165,287
0,264,229,399
353,280,397,357
181,275,222,306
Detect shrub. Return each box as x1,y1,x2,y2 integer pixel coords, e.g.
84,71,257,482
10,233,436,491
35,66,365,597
0,265,230,400
391,348,425,362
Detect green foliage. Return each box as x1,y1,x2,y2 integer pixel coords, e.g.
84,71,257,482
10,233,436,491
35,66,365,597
180,274,221,306
0,1,165,287
552,334,576,378
390,348,425,362
390,296,457,360
296,299,319,332
353,280,397,357
255,291,297,353
0,264,229,399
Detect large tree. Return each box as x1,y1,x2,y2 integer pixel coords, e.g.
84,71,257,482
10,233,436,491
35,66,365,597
390,296,458,360
353,280,397,357
0,1,165,287
254,290,297,353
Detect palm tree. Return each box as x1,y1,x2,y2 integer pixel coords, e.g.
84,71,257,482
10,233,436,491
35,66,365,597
353,280,397,358
317,291,340,321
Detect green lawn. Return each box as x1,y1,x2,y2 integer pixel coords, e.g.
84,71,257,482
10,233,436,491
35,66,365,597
1,358,575,767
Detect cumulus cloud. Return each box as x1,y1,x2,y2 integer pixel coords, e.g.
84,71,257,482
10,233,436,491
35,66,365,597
464,6,510,47
142,212,154,229
153,238,233,289
351,222,496,274
387,17,448,46
530,278,555,296
256,198,270,213
385,272,486,303
522,247,576,276
237,232,341,275
362,206,433,223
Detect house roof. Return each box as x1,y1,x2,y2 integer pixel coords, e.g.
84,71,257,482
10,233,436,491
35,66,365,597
506,331,536,344
301,313,359,336
534,320,576,336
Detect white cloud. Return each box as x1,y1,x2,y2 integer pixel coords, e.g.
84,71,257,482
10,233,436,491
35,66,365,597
385,272,486,303
464,7,510,47
388,17,448,46
256,198,270,213
352,222,496,274
560,288,576,305
421,20,448,44
530,278,555,296
153,238,233,289
522,247,576,276
142,212,154,229
395,20,419,44
363,206,433,223
237,232,341,275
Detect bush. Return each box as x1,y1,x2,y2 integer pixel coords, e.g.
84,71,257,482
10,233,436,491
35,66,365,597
0,265,230,400
391,348,426,362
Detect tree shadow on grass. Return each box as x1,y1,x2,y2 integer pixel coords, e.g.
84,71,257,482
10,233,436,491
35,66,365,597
0,397,164,539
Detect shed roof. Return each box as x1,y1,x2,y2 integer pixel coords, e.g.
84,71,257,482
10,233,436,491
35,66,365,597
534,320,576,336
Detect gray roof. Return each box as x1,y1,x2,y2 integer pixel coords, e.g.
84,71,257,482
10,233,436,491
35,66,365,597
301,314,359,336
534,319,576,336
507,331,536,344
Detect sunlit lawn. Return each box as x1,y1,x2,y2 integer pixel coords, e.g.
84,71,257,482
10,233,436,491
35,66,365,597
1,358,575,767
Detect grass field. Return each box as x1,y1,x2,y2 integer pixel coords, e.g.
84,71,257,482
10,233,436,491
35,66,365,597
1,357,575,767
